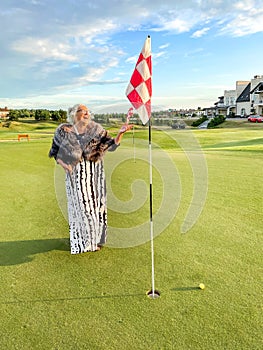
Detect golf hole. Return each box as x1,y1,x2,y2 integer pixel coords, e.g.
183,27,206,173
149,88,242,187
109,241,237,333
146,289,160,299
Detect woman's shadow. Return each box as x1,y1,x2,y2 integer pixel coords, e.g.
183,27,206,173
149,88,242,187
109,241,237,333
0,238,69,266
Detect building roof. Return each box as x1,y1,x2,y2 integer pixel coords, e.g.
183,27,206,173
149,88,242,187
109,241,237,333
236,83,251,103
250,82,263,94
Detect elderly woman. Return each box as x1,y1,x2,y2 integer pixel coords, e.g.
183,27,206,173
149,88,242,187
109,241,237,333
49,104,132,254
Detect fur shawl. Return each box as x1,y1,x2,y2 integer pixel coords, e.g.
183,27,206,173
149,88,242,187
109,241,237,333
49,121,118,165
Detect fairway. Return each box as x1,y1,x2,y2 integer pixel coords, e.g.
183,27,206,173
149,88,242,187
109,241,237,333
0,123,262,349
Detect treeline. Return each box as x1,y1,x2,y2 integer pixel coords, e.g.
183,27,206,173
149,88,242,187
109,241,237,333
7,109,67,122
6,109,185,126
93,112,179,126
5,108,207,127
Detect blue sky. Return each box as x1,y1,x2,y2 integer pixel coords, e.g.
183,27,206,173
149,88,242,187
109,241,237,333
0,0,262,113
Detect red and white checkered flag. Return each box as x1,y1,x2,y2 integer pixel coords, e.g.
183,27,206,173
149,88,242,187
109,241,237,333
126,36,152,125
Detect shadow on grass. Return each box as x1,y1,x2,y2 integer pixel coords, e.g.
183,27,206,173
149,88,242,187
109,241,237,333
1,289,202,305
171,287,200,292
0,238,69,266
1,293,146,305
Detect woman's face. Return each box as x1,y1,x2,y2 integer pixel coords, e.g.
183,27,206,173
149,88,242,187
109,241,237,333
74,104,91,124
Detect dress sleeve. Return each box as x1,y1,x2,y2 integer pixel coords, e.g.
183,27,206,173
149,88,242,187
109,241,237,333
86,123,119,162
48,125,65,160
99,128,119,152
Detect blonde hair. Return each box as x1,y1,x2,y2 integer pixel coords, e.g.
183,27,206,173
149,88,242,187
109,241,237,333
67,104,81,124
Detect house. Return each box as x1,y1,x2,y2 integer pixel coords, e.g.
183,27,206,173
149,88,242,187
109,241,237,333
214,96,228,116
236,75,263,116
250,76,263,115
211,76,263,117
224,89,236,116
0,107,9,118
236,83,251,117
203,75,263,118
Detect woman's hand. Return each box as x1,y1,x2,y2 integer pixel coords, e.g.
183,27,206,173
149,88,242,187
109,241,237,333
119,124,133,134
56,158,73,173
114,124,133,145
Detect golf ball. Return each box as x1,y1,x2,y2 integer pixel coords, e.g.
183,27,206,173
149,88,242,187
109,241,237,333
199,283,205,290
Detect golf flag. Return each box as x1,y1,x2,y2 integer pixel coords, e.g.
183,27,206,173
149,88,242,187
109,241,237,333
126,36,152,125
126,107,134,124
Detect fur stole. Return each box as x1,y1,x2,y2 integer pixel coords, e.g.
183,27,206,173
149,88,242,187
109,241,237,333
49,121,118,165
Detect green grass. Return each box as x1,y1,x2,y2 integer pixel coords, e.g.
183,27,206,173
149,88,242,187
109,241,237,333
0,120,58,140
0,123,262,349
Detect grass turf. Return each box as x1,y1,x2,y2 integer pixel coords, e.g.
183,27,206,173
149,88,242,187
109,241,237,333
0,122,262,349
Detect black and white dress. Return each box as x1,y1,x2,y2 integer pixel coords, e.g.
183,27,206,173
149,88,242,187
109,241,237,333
49,121,118,254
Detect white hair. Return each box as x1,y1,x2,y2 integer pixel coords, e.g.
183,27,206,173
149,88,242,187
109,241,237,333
67,104,81,124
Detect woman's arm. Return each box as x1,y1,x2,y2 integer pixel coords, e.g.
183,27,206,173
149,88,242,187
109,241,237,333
114,124,133,145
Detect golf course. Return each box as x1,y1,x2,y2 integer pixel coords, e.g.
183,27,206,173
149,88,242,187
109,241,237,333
0,119,262,349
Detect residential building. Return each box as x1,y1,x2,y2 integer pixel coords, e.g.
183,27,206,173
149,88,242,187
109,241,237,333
214,96,227,116
204,75,263,118
224,90,236,115
0,107,9,118
250,75,263,115
236,83,251,117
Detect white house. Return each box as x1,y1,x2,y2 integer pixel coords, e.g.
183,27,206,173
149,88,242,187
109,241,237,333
236,75,263,116
224,89,236,115
236,83,251,117
0,107,9,118
250,75,263,115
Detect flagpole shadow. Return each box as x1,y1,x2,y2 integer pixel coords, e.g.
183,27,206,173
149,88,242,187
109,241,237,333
171,287,200,292
0,238,69,266
1,292,145,305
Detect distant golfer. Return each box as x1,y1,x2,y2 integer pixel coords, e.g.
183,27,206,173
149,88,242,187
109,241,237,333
49,104,132,254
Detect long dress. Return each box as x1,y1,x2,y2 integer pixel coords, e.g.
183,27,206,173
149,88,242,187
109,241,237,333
49,121,118,254
65,159,107,254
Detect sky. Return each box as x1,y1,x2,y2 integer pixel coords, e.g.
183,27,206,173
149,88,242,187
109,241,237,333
0,0,263,113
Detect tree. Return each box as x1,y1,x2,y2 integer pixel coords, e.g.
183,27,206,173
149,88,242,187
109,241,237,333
8,110,19,121
20,109,30,118
50,109,67,122
35,109,50,121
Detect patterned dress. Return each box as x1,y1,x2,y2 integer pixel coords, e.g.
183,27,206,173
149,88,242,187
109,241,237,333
49,121,118,254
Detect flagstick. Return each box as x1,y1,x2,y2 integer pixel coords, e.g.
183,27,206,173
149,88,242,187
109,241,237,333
147,119,160,299
133,125,136,163
125,34,158,298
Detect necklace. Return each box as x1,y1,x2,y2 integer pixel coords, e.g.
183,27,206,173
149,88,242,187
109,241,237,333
73,124,85,149
73,124,79,135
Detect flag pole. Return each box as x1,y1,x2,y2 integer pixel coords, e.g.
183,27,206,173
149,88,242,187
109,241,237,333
147,118,160,299
125,35,159,298
133,125,136,163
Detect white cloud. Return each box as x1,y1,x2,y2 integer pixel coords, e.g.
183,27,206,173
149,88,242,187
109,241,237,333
157,18,192,33
219,8,263,36
191,27,210,38
125,56,138,65
159,43,170,49
13,37,77,61
153,51,166,59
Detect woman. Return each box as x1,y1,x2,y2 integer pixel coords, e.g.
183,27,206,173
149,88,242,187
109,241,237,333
49,104,132,254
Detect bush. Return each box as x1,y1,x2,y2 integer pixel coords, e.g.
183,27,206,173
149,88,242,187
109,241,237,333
207,115,226,128
191,115,208,127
